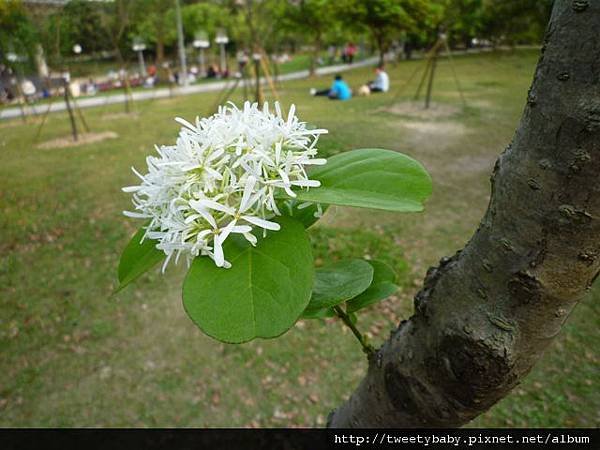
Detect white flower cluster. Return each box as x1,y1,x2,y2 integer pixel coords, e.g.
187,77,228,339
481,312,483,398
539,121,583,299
123,101,328,270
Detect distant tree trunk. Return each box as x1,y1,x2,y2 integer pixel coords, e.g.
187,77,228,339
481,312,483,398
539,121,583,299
330,0,600,428
375,31,386,66
155,20,166,82
309,35,321,77
156,27,165,67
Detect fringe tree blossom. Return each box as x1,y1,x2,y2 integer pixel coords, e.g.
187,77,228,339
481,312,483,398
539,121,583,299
122,101,328,270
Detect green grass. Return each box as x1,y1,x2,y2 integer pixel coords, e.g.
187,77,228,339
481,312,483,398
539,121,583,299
0,49,598,427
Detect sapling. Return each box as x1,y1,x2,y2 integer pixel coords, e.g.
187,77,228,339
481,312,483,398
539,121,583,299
118,101,432,349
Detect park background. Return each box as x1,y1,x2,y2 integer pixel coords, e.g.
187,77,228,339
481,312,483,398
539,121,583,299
1,0,598,427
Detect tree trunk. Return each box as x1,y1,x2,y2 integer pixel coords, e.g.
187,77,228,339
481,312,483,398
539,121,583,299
309,37,321,78
376,32,386,66
156,26,165,67
330,0,600,428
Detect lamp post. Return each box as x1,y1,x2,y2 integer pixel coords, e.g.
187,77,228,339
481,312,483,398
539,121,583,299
193,31,210,77
215,29,229,75
132,38,147,77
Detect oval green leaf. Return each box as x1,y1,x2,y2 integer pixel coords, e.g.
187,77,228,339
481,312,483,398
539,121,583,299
303,259,373,316
116,227,164,293
346,260,399,313
300,306,335,319
182,216,314,343
295,148,432,212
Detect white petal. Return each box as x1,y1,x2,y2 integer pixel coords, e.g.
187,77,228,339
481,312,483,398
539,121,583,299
213,239,225,267
189,204,217,229
217,220,237,244
239,176,257,212
122,186,141,192
195,199,235,215
291,179,321,187
241,215,281,231
243,232,257,246
303,158,327,165
175,117,197,131
232,225,252,234
123,211,151,218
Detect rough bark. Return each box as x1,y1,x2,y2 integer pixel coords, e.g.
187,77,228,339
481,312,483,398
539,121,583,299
330,0,600,428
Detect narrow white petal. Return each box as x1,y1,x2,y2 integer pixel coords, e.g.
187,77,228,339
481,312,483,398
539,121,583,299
291,179,321,187
232,225,252,234
122,186,141,192
217,220,237,244
175,117,197,131
303,158,327,165
195,199,235,215
243,232,257,246
239,176,257,212
123,211,151,218
241,215,281,231
213,239,225,267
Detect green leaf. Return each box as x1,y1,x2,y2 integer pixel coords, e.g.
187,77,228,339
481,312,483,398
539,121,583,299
295,148,432,212
116,227,164,292
279,198,328,229
346,282,399,313
300,306,335,319
303,259,373,315
182,216,314,344
367,260,397,284
346,260,399,313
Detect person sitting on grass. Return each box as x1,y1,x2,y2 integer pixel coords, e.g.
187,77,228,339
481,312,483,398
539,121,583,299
368,64,390,93
310,74,352,101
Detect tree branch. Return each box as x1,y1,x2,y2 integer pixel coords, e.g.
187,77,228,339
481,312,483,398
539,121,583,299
329,0,600,428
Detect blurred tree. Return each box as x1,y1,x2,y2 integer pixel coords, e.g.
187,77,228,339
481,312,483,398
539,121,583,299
283,0,339,76
444,0,484,48
0,0,38,70
99,0,136,66
59,0,112,56
132,0,175,67
343,0,430,65
480,0,553,46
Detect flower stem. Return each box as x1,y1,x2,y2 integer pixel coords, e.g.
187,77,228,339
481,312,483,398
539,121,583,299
333,306,374,356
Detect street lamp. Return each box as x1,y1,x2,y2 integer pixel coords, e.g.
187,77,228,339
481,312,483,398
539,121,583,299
132,37,147,77
73,44,82,55
193,31,210,77
215,28,229,75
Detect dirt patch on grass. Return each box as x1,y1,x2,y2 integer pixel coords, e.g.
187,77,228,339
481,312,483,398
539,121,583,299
0,117,45,129
384,101,462,119
37,131,118,149
401,120,467,136
101,112,140,121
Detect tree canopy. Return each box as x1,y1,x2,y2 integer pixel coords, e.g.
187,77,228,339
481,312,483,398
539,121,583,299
0,0,552,73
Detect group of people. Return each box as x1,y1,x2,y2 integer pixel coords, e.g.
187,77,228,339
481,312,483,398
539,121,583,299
310,64,389,101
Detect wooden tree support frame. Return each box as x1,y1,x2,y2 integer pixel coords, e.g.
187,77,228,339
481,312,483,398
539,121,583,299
34,76,90,144
392,34,466,109
208,48,280,116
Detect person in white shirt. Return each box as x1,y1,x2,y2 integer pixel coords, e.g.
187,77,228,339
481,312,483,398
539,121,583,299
368,65,390,93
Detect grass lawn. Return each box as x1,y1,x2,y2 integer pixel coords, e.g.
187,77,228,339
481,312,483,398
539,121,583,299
0,49,598,427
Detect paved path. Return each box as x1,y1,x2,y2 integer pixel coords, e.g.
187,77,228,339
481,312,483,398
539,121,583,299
1,46,528,121
0,57,379,121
